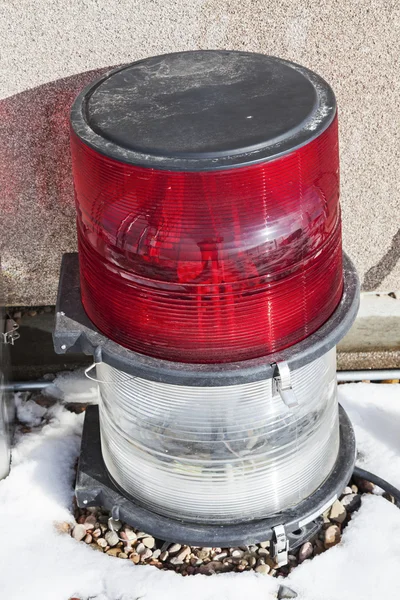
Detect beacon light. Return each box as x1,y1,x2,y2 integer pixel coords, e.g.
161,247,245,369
54,51,359,564
70,50,342,364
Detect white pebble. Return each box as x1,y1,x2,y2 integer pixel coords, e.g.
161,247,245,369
142,536,155,549
160,551,169,561
256,564,271,575
72,524,86,542
141,548,153,561
136,542,146,554
105,530,119,547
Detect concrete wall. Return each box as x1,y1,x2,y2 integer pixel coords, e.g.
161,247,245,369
0,0,399,305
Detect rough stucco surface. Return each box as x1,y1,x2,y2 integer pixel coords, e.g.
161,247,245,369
0,0,399,305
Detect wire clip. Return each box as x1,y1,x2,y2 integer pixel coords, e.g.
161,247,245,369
272,361,299,408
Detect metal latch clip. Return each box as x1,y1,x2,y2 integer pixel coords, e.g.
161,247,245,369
2,316,20,345
271,524,289,567
272,361,298,408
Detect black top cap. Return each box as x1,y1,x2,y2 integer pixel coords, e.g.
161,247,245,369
71,50,336,171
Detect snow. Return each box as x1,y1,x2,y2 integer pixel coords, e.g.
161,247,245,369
339,382,400,488
1,381,400,600
14,393,48,426
287,383,400,600
43,368,99,404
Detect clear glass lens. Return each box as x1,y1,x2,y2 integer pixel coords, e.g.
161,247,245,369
98,349,339,524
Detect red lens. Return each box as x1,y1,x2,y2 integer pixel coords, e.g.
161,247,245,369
71,116,343,364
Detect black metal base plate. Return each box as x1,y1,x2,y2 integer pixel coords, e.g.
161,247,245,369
76,404,356,547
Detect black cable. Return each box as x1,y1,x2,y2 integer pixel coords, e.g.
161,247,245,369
353,466,400,508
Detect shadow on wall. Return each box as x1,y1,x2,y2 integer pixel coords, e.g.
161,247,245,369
0,67,119,306
0,66,115,214
363,228,400,291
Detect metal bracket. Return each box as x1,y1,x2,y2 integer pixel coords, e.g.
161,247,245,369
272,361,298,408
1,316,20,345
271,524,289,567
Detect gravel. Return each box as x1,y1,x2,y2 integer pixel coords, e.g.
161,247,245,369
142,536,155,549
255,564,271,575
168,543,181,554
105,530,119,547
135,542,146,554
355,477,375,494
298,541,313,563
324,525,341,549
341,493,362,513
71,524,86,542
329,499,347,524
67,475,388,579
